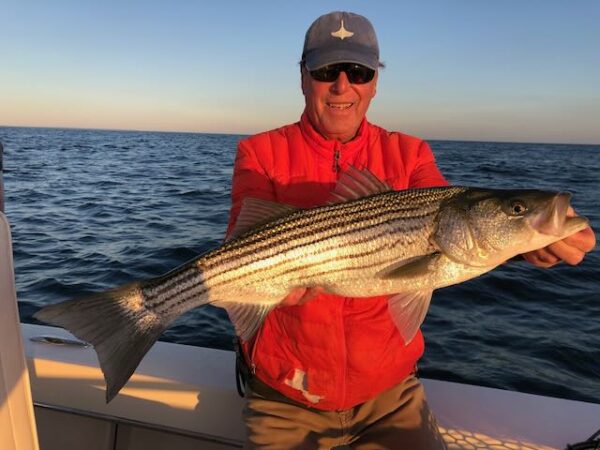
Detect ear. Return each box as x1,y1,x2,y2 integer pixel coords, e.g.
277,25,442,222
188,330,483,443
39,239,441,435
300,66,308,95
371,71,379,98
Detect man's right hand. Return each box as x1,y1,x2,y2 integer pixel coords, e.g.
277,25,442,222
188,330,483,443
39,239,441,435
280,287,326,307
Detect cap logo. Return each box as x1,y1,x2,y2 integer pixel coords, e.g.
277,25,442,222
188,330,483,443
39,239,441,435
331,20,354,40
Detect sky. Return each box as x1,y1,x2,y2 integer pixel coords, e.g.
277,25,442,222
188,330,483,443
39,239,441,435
1,1,599,144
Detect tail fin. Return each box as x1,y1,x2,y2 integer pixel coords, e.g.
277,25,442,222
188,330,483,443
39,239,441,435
34,282,170,403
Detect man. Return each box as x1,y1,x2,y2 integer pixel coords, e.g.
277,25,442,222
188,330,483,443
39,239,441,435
226,11,596,450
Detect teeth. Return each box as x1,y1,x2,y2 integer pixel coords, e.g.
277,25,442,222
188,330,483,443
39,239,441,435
328,103,352,109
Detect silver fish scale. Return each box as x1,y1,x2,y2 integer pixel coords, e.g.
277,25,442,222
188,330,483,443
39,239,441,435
198,186,468,302
142,264,207,314
136,186,469,314
207,186,465,268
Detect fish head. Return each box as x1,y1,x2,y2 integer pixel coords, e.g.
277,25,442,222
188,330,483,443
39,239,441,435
434,188,589,267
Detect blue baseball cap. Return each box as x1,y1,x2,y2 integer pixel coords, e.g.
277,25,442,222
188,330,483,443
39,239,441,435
302,11,380,71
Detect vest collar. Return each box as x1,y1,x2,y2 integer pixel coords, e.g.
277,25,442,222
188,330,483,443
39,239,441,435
299,112,370,163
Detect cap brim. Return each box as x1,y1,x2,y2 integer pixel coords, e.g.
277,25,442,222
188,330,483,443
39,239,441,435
304,46,379,71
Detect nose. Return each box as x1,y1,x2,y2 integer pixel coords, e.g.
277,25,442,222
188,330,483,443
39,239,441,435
330,71,351,94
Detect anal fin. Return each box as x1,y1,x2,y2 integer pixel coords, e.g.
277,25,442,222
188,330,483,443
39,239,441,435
213,301,277,341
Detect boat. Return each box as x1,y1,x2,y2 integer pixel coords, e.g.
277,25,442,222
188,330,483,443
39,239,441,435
1,142,599,450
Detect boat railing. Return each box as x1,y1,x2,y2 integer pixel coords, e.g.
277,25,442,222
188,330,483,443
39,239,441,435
0,139,42,450
1,140,4,213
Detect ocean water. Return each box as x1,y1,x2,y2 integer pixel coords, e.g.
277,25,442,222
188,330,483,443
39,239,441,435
1,126,599,404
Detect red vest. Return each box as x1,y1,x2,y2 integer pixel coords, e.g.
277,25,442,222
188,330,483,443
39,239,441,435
227,113,448,410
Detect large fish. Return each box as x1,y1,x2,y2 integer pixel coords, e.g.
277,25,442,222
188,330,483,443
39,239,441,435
35,168,589,402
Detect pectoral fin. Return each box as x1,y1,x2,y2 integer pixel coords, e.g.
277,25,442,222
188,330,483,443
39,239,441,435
213,301,277,341
377,253,441,280
388,290,433,345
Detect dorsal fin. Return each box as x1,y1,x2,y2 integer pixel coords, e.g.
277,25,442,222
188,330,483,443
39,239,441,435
329,166,392,204
228,197,298,241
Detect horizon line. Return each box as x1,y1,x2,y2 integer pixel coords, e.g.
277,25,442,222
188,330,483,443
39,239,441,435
1,123,599,147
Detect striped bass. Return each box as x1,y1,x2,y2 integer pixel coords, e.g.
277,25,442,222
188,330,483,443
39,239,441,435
35,168,589,402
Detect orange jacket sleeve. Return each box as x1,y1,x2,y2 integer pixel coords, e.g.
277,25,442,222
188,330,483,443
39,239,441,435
226,139,276,239
408,141,449,188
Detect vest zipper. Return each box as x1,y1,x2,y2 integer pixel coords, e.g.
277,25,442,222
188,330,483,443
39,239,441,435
248,325,264,375
339,299,348,408
332,145,341,172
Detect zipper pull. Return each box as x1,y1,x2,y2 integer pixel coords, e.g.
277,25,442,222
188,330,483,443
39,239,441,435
332,148,341,172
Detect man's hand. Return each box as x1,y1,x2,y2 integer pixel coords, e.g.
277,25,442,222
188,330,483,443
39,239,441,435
280,287,327,307
522,207,596,268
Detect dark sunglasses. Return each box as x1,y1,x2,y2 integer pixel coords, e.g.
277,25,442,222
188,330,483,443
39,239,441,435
308,63,376,84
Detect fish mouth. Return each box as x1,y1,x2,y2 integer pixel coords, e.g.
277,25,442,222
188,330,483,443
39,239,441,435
528,192,572,236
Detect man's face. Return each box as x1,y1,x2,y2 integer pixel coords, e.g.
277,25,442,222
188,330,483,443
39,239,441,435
302,65,378,143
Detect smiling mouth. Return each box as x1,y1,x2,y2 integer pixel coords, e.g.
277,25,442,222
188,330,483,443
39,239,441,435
327,102,353,110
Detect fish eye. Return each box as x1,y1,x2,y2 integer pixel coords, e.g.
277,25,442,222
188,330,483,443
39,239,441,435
509,200,527,215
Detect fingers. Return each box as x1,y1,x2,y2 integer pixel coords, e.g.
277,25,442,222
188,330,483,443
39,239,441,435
564,207,596,253
545,239,585,266
522,248,560,268
523,225,596,268
279,286,326,307
548,226,596,266
522,204,595,269
279,288,309,306
294,287,320,305
563,226,596,253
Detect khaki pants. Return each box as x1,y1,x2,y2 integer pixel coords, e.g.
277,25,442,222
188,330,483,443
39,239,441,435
243,375,446,450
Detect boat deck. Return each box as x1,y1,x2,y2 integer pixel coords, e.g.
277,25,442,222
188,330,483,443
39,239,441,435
22,323,600,450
